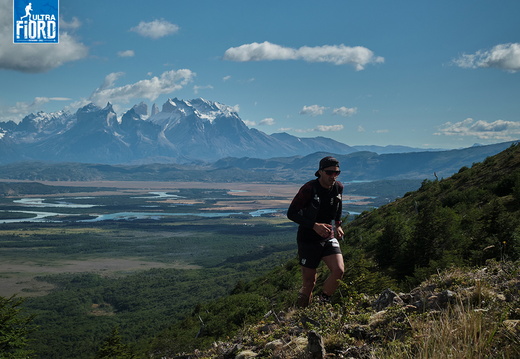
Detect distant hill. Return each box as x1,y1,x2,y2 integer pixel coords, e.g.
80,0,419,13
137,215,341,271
351,144,443,153
214,141,518,180
0,141,516,182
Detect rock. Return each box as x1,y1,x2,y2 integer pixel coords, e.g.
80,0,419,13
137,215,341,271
405,304,419,312
307,330,326,359
373,288,404,311
235,350,258,359
344,323,372,341
258,323,276,333
301,315,322,328
368,310,387,327
427,295,440,309
503,320,520,333
283,336,308,354
265,339,284,351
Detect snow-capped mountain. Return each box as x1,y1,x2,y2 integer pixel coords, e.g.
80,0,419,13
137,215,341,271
9,110,75,144
0,98,357,164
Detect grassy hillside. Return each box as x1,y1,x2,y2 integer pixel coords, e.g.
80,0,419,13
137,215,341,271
175,260,519,359
344,142,520,285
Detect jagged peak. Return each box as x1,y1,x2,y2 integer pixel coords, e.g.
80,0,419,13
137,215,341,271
77,103,116,116
20,110,69,124
187,97,239,123
152,97,239,127
77,103,102,114
132,102,148,117
195,97,237,113
161,98,236,115
151,103,160,116
122,104,148,123
103,102,115,112
161,98,193,114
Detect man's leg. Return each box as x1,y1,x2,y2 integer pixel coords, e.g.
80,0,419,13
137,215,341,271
298,266,317,307
321,253,345,297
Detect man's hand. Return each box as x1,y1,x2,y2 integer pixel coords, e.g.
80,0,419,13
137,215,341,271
313,223,333,238
335,225,344,240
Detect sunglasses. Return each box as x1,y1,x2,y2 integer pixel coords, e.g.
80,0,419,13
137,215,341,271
323,170,341,176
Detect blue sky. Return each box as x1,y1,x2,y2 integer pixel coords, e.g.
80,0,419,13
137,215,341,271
1,0,519,149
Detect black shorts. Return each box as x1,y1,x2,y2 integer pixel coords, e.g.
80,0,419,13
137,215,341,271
298,238,342,269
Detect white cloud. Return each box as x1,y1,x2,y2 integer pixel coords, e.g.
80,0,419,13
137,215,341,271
193,85,214,94
222,75,232,81
435,117,520,140
225,42,297,61
118,50,135,57
243,120,256,126
452,43,520,72
99,72,125,90
60,16,81,30
0,1,88,73
131,19,179,39
315,124,344,132
89,69,196,106
300,105,327,116
333,106,358,117
299,105,359,119
357,126,366,132
259,118,276,126
223,41,384,70
289,124,344,133
237,77,256,84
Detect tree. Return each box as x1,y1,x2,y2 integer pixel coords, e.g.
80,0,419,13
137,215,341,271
409,195,462,278
94,327,135,359
0,296,36,359
375,213,411,275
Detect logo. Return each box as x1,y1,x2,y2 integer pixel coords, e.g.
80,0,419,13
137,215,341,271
13,0,59,43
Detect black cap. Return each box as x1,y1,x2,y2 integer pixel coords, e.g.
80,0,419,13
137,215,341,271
315,156,340,177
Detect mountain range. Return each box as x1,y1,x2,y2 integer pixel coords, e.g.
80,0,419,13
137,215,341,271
0,97,452,165
0,98,363,164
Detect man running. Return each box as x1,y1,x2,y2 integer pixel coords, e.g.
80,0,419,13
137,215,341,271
287,156,345,307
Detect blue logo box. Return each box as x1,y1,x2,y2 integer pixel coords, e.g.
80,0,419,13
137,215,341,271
13,0,59,43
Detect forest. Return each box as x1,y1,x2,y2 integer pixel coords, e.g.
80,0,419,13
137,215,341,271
0,216,297,358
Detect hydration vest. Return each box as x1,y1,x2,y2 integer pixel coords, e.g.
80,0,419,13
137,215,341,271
299,179,341,223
